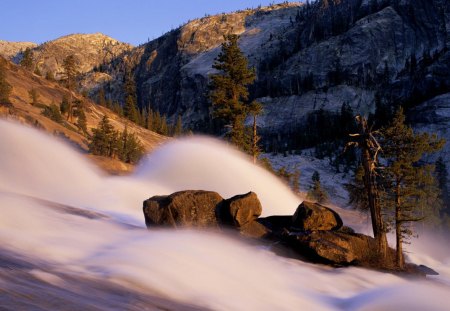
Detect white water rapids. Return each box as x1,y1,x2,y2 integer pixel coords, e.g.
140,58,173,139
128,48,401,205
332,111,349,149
0,119,449,310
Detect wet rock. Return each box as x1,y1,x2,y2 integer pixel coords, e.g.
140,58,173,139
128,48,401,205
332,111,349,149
143,190,223,228
292,201,343,231
239,221,271,239
287,230,376,265
217,192,262,227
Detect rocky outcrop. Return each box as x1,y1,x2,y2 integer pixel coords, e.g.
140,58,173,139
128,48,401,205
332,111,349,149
292,201,343,231
143,190,268,237
143,191,388,268
286,231,376,265
0,40,37,60
7,33,133,83
218,192,262,227
143,190,223,228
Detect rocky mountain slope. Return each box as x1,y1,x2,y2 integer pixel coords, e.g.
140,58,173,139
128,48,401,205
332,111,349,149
86,0,448,126
0,40,37,60
0,56,167,173
85,0,449,174
0,33,133,87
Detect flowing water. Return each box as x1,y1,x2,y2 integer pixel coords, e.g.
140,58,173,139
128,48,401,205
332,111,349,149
0,120,449,310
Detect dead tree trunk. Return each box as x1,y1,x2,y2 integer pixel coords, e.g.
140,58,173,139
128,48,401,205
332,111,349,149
352,116,388,262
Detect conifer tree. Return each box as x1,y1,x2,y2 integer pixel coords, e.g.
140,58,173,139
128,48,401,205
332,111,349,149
76,108,87,134
28,88,39,105
0,60,12,103
380,108,445,269
249,101,263,163
60,94,69,118
347,115,388,262
62,55,78,121
45,71,55,81
97,88,106,107
173,115,183,136
209,34,256,149
345,165,369,212
62,54,78,90
20,47,34,70
307,171,328,203
123,72,139,123
435,157,449,217
89,116,115,156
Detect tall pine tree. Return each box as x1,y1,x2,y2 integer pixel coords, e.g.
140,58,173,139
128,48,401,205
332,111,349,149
20,47,34,71
380,108,445,269
0,60,11,103
209,34,256,149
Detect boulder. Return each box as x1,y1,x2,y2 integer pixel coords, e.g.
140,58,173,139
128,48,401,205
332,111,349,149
217,192,262,227
143,190,223,228
287,230,376,265
292,201,343,231
239,221,271,239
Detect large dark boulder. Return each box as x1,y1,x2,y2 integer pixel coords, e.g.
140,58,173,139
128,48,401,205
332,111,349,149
292,201,343,231
217,192,262,228
143,190,223,228
287,230,377,265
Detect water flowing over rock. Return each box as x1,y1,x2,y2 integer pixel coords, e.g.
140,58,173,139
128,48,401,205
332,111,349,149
143,192,393,269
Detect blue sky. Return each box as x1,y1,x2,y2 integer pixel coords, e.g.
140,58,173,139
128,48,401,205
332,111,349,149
0,0,287,45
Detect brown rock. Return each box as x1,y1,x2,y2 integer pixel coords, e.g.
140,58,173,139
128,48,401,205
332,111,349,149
292,201,343,231
239,221,270,239
218,192,262,227
288,231,376,265
143,190,223,228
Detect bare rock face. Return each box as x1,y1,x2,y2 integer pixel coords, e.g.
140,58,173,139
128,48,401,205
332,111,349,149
143,190,223,228
218,192,262,227
287,231,376,265
15,33,133,82
292,201,343,231
0,40,37,60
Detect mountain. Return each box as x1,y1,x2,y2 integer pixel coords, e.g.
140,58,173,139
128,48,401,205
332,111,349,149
0,40,37,59
85,0,449,169
0,33,133,87
0,56,166,173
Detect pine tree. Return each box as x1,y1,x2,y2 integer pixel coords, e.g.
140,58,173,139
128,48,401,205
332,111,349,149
28,88,39,105
97,87,106,107
62,55,78,121
123,71,139,123
76,108,87,134
20,47,34,70
60,94,69,118
345,165,369,212
435,157,449,217
45,71,55,81
380,108,445,269
159,114,169,135
124,95,139,123
42,104,63,123
307,171,328,203
249,101,263,163
347,115,388,262
209,34,256,149
62,55,78,90
173,115,183,136
89,116,115,156
0,60,12,103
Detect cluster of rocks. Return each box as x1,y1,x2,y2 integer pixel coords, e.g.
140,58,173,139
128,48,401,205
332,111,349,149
143,190,381,267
